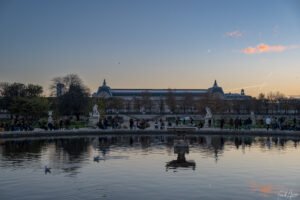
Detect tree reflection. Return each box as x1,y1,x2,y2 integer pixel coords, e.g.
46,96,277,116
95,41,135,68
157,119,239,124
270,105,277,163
0,135,299,174
0,139,48,167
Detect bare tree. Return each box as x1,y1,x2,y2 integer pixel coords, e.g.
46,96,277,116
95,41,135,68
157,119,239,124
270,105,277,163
141,90,153,113
165,89,176,113
108,97,124,113
50,74,90,96
133,97,142,113
181,93,195,113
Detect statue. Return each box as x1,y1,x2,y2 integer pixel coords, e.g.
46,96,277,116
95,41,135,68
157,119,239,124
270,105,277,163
250,111,256,126
48,111,53,124
204,107,213,128
205,107,212,119
92,104,100,117
88,104,100,128
48,111,54,130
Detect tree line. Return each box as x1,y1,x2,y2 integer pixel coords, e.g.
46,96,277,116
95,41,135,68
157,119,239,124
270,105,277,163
1,74,300,123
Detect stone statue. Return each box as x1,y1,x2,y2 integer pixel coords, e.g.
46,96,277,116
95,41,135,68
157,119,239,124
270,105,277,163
250,111,256,126
88,104,100,128
48,111,53,124
47,111,54,130
92,104,100,117
205,107,212,119
204,107,213,128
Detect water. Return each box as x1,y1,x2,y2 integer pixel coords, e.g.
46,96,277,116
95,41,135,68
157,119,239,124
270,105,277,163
0,135,300,200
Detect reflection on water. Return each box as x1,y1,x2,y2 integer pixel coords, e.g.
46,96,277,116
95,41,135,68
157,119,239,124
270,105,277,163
166,138,196,171
1,135,300,172
1,135,300,200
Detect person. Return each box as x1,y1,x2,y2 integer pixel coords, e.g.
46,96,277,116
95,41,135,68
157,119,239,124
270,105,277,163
98,119,104,129
102,118,107,129
190,117,194,125
48,121,53,131
129,118,134,130
198,121,203,128
59,119,63,129
175,118,179,126
229,118,234,129
238,118,242,129
248,118,252,130
220,118,225,129
154,120,159,129
112,118,116,129
234,117,239,130
160,120,165,130
0,122,4,132
265,116,271,131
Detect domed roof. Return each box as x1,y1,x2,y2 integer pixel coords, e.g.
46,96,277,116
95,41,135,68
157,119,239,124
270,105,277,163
96,79,112,97
208,80,224,95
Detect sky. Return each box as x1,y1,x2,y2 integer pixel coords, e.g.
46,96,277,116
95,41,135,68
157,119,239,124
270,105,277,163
0,0,300,97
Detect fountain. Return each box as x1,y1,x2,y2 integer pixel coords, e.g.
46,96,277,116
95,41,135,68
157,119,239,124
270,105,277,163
166,138,196,170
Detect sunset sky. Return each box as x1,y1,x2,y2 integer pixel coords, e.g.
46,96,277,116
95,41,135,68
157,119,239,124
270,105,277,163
0,0,300,97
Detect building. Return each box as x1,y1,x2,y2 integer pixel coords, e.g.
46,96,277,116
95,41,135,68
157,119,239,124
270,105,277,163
93,79,251,113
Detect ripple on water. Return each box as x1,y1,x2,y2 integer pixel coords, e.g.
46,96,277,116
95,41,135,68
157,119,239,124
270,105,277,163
0,135,300,200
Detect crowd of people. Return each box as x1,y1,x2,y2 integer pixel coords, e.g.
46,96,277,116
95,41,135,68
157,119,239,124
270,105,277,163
0,115,299,132
0,118,34,132
97,116,123,129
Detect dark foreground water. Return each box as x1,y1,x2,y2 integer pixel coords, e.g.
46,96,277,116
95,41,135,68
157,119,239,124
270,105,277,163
0,135,300,200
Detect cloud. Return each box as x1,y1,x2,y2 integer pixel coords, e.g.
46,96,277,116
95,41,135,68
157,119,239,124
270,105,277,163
226,30,243,38
242,43,299,54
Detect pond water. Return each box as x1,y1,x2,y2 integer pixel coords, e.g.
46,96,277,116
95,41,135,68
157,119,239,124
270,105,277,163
0,135,300,200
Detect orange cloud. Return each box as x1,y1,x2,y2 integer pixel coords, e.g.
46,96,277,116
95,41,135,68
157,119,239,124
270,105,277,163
226,30,243,38
242,43,298,54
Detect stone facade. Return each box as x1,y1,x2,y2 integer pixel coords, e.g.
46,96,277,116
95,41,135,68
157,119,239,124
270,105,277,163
92,80,251,113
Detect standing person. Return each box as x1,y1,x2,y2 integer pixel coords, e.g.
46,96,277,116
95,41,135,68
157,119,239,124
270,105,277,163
175,118,179,126
238,118,242,129
220,118,225,129
229,118,234,129
248,118,252,130
160,120,165,130
129,118,134,130
103,118,108,129
190,117,194,125
234,117,239,130
154,120,159,129
59,119,63,130
265,116,271,131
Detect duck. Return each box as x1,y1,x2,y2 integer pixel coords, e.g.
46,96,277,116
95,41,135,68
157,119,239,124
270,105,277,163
94,156,100,162
93,156,104,162
45,166,51,174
